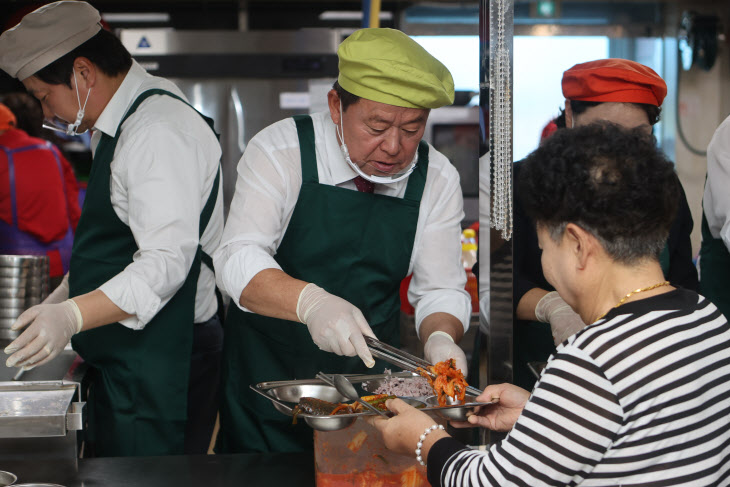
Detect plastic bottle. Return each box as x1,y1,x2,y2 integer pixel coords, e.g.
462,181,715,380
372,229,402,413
461,228,479,313
461,228,477,270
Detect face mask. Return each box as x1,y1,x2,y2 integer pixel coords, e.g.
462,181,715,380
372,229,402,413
336,101,418,185
42,69,91,136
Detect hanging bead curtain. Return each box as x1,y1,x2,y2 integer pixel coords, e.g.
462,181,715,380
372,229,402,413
489,0,513,240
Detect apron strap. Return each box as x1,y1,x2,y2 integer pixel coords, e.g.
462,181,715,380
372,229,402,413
199,166,220,272
112,88,222,241
120,89,219,139
97,88,221,159
44,141,75,230
403,140,429,203
1,146,18,227
293,115,319,184
199,167,220,239
2,143,66,228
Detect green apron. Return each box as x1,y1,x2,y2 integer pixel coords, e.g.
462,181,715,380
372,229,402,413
69,89,220,457
699,213,730,320
217,115,429,453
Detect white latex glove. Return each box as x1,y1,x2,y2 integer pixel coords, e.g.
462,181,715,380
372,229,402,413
43,272,70,305
535,291,586,345
423,331,468,378
4,299,83,370
296,283,376,367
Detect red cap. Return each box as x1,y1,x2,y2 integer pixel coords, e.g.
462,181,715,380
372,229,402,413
0,103,17,131
562,59,667,107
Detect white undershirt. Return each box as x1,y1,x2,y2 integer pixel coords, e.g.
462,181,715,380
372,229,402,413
89,61,224,329
213,111,471,334
704,114,730,251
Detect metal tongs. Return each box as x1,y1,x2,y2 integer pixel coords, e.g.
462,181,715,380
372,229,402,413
364,336,482,396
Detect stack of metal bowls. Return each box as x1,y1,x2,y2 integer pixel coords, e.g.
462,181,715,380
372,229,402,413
0,255,49,341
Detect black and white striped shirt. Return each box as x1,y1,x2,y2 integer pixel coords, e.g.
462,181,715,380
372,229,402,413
428,289,730,486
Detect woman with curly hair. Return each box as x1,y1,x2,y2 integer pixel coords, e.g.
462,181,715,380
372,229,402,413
371,123,730,486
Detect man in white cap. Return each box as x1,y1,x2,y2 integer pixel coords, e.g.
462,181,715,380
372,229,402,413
214,28,472,453
0,1,224,457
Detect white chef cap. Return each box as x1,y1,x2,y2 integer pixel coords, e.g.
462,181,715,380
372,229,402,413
0,1,102,80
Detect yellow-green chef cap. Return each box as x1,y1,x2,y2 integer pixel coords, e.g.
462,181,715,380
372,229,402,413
337,28,454,109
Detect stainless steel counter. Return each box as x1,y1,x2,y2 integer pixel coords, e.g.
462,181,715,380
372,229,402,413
2,453,315,487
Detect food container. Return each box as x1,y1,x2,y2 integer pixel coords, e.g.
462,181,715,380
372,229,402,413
0,381,84,472
0,255,49,341
0,471,16,487
314,417,433,487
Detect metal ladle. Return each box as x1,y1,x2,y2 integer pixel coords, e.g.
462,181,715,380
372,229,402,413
332,374,388,417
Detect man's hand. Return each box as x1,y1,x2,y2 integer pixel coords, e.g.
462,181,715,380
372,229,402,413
535,291,586,345
297,283,376,367
423,331,468,377
4,299,83,369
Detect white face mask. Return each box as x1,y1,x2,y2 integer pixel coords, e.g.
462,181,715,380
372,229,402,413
42,69,91,137
336,101,419,185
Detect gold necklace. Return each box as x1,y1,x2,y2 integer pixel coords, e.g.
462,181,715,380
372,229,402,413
596,281,671,321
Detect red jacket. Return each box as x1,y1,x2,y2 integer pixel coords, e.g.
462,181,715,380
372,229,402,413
0,128,81,275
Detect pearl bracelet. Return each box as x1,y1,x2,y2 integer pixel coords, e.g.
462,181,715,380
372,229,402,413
415,424,445,466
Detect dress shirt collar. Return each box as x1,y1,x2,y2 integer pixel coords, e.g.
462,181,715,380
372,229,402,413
93,60,147,139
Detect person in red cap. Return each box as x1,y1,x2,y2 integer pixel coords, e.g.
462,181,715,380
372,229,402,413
512,58,698,391
0,101,80,283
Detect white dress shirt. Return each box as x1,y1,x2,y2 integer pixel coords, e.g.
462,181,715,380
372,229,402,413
214,110,471,334
90,61,224,329
704,114,730,250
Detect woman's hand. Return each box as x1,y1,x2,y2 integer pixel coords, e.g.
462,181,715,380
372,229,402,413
370,398,450,459
451,383,530,432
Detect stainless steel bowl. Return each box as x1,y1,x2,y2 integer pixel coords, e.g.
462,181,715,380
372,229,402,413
0,471,16,487
0,297,41,309
0,276,48,287
269,384,347,404
425,395,489,421
0,329,19,340
0,286,46,299
0,266,35,278
270,384,352,431
303,414,356,431
0,307,25,319
0,317,18,328
0,255,49,268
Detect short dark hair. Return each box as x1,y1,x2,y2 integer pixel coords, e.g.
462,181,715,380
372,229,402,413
1,92,43,137
332,80,361,111
554,100,662,128
34,29,132,87
519,122,680,264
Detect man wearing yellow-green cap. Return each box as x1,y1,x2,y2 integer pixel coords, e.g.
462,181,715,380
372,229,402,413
214,28,471,453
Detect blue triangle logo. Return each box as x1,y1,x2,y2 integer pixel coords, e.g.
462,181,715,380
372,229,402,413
137,36,151,48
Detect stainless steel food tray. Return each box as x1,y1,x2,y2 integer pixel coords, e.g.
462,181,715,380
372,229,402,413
251,373,494,431
0,381,84,438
